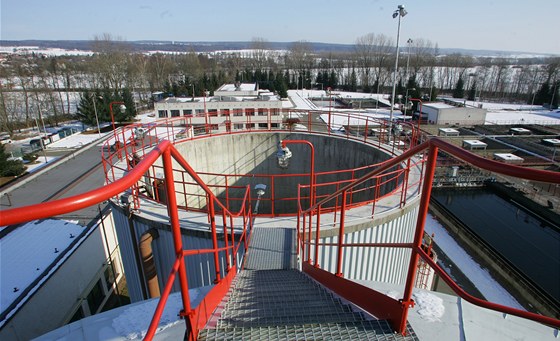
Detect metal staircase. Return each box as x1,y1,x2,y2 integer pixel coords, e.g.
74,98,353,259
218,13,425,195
198,227,419,340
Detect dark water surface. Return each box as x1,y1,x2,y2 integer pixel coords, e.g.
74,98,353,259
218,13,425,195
432,188,560,303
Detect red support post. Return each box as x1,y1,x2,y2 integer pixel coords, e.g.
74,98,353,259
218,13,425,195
398,143,438,335
335,190,348,277
208,198,222,283
314,206,321,267
162,148,193,331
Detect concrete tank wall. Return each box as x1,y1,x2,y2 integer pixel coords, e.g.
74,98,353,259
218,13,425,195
172,132,398,214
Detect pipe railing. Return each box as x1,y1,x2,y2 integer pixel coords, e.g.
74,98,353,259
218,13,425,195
0,139,255,341
296,137,560,334
101,110,421,216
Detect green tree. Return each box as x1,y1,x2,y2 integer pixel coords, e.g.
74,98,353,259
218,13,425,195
468,80,477,101
453,76,465,98
0,143,26,177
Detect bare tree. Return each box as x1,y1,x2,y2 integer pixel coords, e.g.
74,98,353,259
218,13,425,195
91,33,132,92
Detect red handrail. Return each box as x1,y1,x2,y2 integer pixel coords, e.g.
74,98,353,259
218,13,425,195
0,139,255,341
297,137,560,334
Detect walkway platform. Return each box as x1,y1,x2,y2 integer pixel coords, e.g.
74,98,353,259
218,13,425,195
198,226,419,340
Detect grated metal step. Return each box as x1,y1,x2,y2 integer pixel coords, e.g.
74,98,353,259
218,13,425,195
199,320,419,341
199,226,419,340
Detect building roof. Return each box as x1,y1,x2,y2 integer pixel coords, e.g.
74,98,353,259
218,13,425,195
0,219,86,327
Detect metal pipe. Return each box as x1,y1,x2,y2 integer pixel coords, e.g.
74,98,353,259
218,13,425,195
139,228,161,298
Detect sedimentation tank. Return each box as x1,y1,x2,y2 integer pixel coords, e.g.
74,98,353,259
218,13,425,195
105,116,426,302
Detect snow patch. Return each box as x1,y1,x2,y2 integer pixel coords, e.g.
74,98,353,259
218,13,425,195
413,291,445,322
112,291,198,340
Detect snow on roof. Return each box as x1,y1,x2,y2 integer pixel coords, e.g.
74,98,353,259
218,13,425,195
424,102,455,109
36,286,213,340
217,83,256,92
1,219,85,318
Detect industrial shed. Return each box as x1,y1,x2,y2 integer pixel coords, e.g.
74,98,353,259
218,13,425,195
416,102,487,125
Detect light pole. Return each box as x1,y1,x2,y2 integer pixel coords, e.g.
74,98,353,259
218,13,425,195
327,87,332,132
405,38,413,84
91,94,101,138
109,101,126,141
389,4,408,140
404,88,416,116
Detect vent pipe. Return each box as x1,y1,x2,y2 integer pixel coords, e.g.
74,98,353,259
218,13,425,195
139,228,160,298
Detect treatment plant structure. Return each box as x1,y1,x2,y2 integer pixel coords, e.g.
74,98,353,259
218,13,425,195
1,103,559,340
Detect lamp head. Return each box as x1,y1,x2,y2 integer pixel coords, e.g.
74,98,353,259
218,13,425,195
119,104,127,113
255,184,267,198
276,141,292,169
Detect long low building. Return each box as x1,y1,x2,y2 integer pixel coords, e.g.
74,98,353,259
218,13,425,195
416,102,487,125
154,83,284,133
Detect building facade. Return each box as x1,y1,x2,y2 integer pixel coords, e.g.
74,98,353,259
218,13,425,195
154,83,284,134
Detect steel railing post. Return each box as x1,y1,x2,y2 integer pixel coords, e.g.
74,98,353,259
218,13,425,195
162,148,193,332
208,198,222,283
335,190,348,277
398,143,438,335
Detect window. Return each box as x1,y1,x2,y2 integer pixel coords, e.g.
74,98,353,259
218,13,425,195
183,109,193,116
245,123,255,129
258,123,268,128
246,109,255,116
170,110,180,117
234,124,243,130
158,110,167,118
221,109,230,116
208,109,218,116
271,108,280,116
104,263,116,289
195,109,205,116
257,109,267,116
87,279,105,314
68,306,85,323
233,109,243,116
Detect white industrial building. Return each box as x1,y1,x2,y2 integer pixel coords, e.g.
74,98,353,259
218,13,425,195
154,83,284,133
415,102,487,125
0,209,124,341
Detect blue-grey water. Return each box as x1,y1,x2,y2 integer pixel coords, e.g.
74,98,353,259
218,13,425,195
432,188,560,303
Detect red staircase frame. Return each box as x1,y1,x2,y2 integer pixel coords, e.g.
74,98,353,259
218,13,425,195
1,133,559,339
296,138,560,334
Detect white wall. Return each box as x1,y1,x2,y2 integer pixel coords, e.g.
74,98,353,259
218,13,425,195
0,211,123,341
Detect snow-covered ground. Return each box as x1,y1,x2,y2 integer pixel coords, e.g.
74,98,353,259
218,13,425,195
424,213,524,310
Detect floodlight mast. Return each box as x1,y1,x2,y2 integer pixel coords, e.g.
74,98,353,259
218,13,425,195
389,4,408,141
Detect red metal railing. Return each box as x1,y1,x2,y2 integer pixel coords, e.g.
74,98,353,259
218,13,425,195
101,110,421,217
0,139,255,341
296,137,560,334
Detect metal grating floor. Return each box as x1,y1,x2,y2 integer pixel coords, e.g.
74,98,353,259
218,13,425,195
199,227,419,340
243,227,297,270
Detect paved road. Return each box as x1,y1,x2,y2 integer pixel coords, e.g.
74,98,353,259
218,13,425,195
1,139,111,226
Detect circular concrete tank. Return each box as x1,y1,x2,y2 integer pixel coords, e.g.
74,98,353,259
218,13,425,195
172,132,402,215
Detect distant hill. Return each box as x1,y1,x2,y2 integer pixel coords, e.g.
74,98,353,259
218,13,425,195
0,40,556,58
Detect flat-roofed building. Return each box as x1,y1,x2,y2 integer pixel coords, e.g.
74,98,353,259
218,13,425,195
154,83,284,134
416,102,486,125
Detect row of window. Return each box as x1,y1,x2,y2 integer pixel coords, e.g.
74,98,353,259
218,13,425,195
158,108,282,118
67,256,123,323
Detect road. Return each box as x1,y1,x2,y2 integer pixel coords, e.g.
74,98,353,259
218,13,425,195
1,138,111,226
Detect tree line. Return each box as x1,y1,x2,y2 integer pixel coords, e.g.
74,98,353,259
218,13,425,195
1,33,559,134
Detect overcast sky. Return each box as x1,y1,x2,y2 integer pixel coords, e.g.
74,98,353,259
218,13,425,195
1,0,559,55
